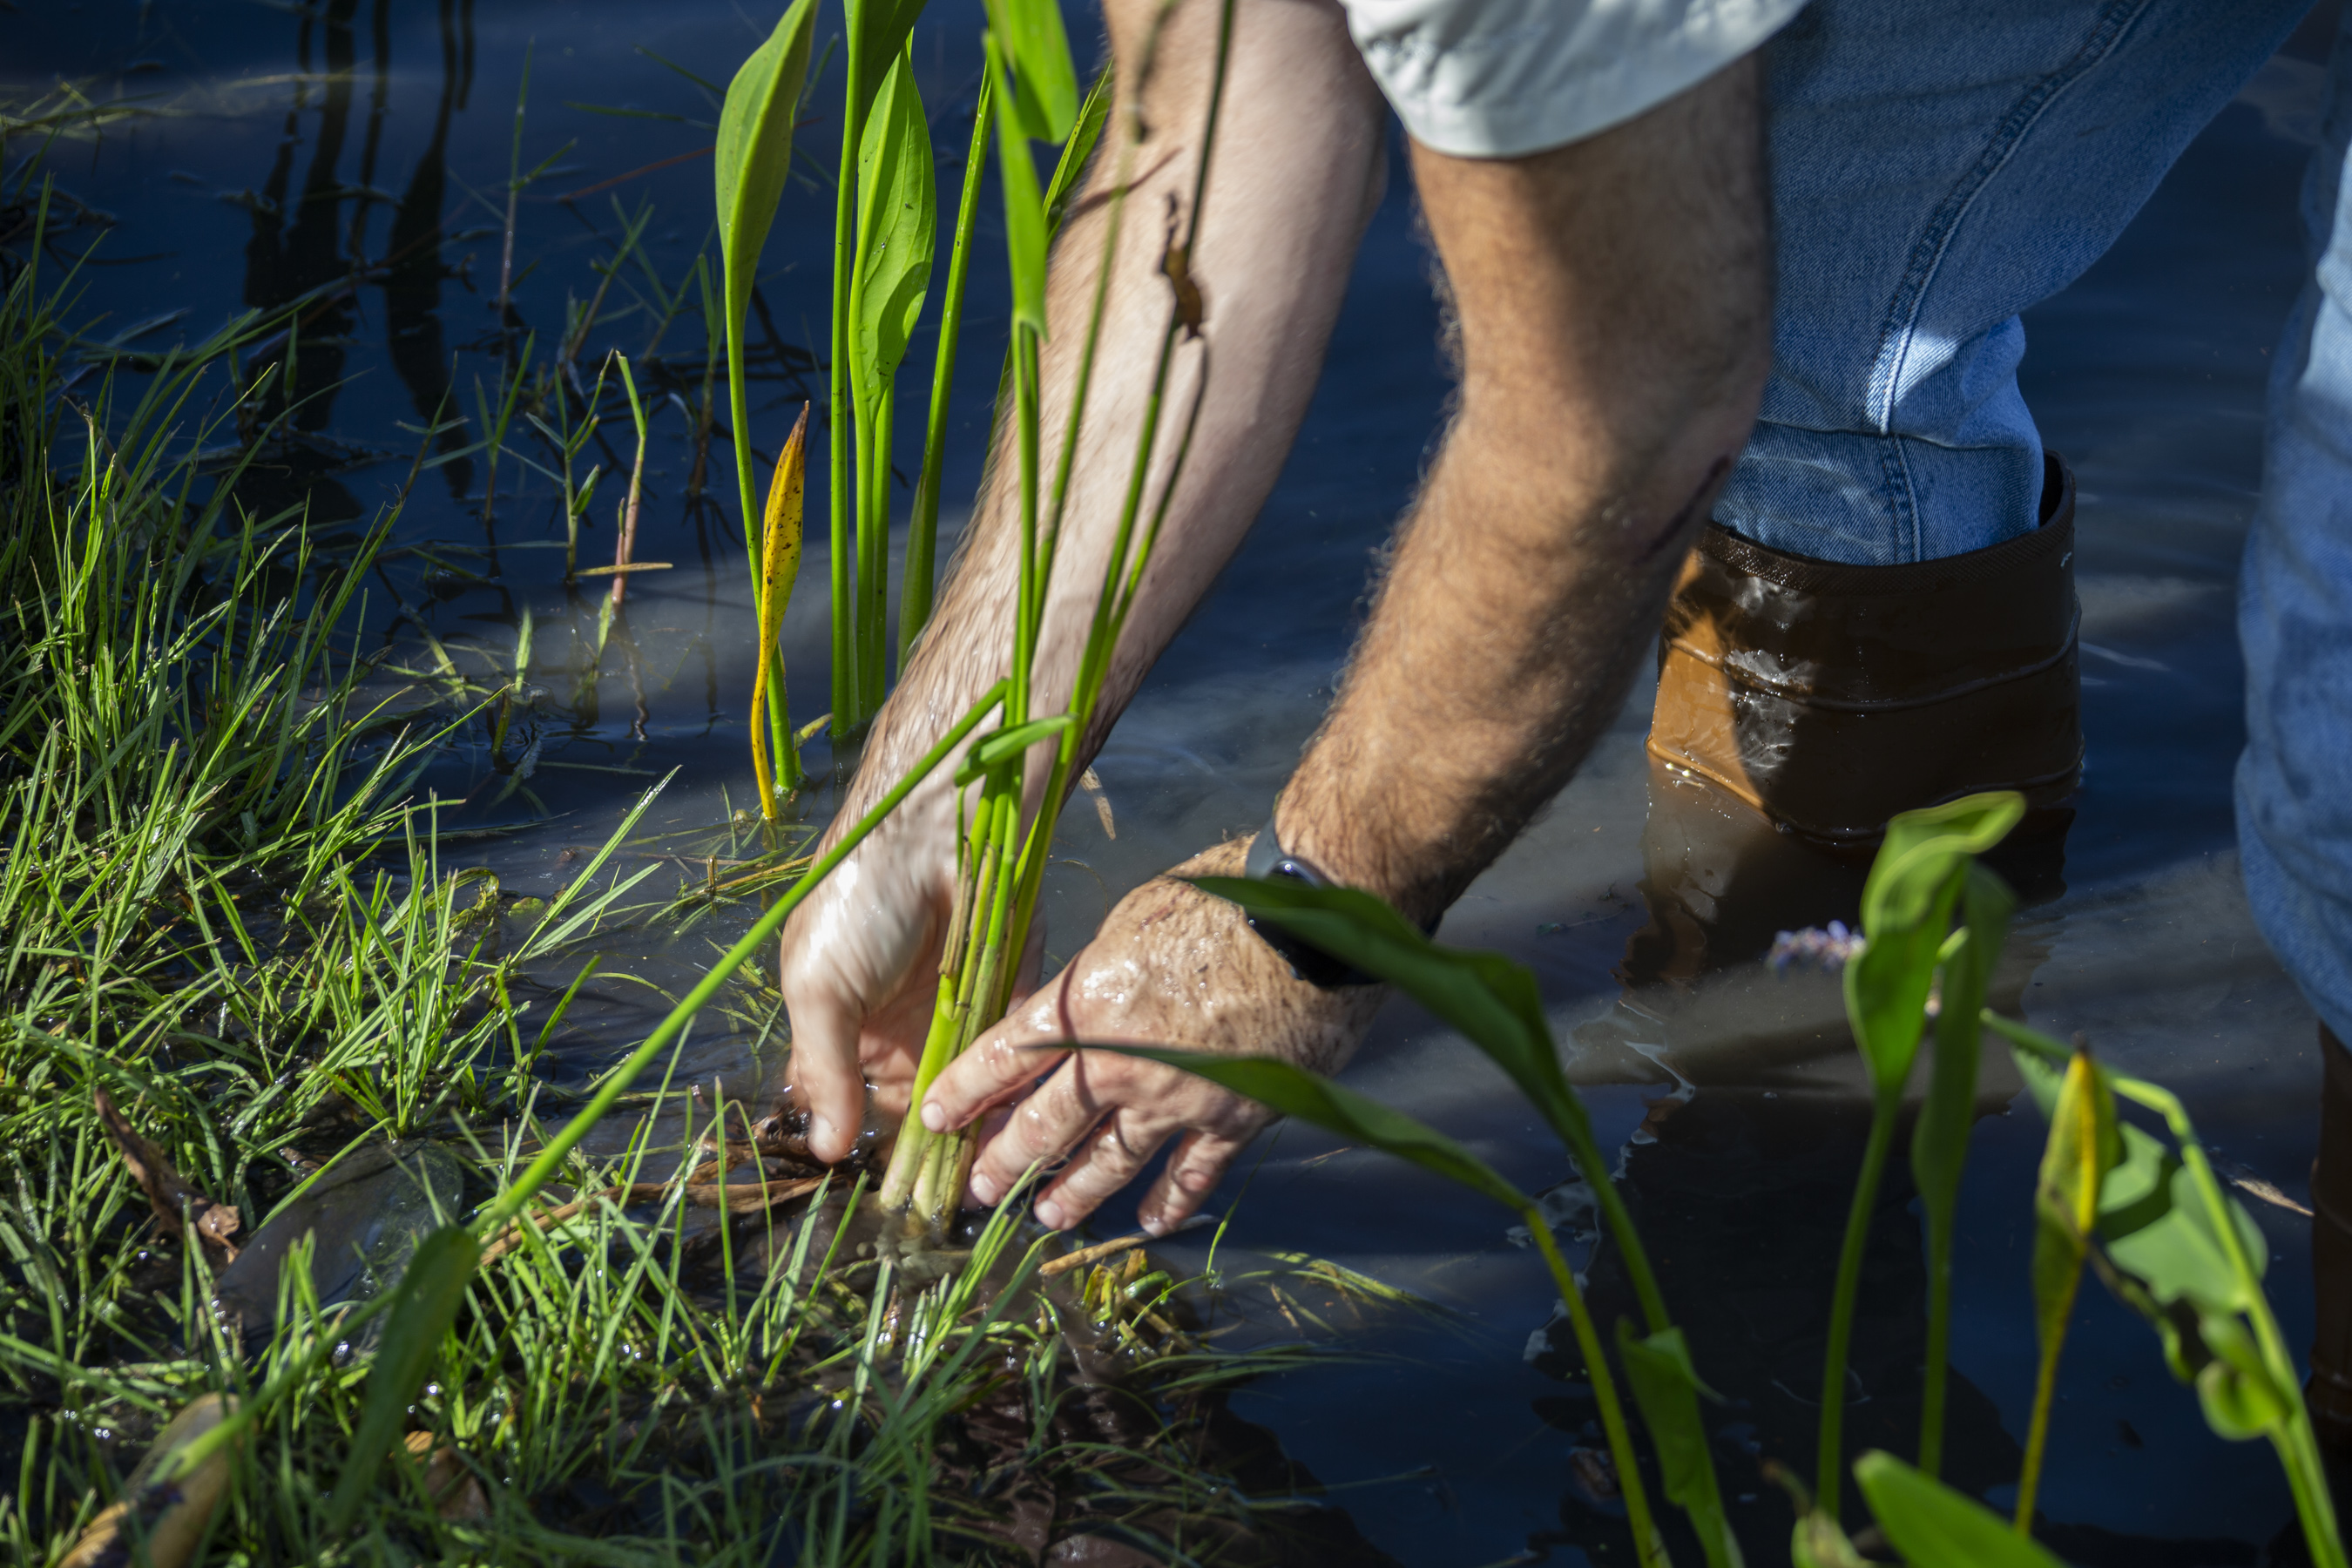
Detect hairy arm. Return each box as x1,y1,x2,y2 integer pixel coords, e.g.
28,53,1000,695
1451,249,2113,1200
925,55,1776,1233
780,0,1390,1161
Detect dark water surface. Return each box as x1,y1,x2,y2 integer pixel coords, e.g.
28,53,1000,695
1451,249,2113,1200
8,3,2342,1563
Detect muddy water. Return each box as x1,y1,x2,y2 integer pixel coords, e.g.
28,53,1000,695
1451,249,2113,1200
10,2,2341,1562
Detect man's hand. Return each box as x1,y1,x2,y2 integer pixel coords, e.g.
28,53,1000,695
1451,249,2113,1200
773,0,1386,1168
774,781,960,1163
917,838,1383,1234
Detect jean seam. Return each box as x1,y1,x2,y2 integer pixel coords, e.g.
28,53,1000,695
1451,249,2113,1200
1862,0,2153,548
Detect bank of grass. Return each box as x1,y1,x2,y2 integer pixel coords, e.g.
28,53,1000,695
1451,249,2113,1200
0,230,1327,1564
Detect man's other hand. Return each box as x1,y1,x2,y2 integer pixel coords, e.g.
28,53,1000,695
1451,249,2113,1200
917,837,1383,1234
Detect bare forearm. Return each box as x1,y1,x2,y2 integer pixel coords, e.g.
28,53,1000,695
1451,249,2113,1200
842,0,1386,822
1281,65,1773,922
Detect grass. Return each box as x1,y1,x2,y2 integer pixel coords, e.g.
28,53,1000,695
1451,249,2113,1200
0,189,1344,1563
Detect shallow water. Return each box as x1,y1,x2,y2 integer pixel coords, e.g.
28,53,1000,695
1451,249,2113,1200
10,2,2344,1561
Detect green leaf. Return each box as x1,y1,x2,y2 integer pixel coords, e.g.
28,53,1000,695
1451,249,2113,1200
2031,1049,2114,1363
953,715,1073,785
849,51,936,409
1791,1514,1872,1568
1853,1451,2069,1567
1845,792,2024,1095
2192,1310,2295,1439
1042,69,1112,240
1186,877,1578,1142
853,0,930,111
1911,863,2013,1476
982,0,1078,141
1618,1323,1744,1568
1092,1047,1529,1213
714,0,821,334
2099,1132,2265,1316
2014,1049,2282,1445
1911,865,2014,1226
324,1224,480,1531
986,34,1051,337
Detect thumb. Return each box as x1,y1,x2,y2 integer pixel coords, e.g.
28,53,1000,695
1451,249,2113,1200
781,981,868,1165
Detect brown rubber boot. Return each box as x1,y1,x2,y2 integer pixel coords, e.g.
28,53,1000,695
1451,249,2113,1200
2312,1024,2352,1448
1647,452,2083,847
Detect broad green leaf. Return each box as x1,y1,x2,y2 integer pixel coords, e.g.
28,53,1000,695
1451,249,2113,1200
983,0,1078,141
987,34,1051,336
1092,1047,1529,1213
1852,1451,2068,1567
853,0,930,111
1043,69,1112,240
1187,877,1578,1146
2193,1310,2295,1439
954,714,1073,785
1845,792,2024,1095
849,52,936,408
1188,873,1676,1334
714,0,821,335
324,1224,480,1530
1618,1322,1743,1568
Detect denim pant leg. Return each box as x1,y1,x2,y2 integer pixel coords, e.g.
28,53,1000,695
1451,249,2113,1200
2240,18,2352,1049
1724,0,2308,566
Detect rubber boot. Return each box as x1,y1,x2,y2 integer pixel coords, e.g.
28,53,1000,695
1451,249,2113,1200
1646,451,2083,848
2311,1024,2352,1448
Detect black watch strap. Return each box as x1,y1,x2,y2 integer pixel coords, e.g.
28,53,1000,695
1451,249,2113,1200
1241,811,1432,989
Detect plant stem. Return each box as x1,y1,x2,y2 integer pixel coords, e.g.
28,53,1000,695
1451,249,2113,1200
828,0,868,740
1528,1210,1666,1568
1815,1088,1899,1524
903,76,994,665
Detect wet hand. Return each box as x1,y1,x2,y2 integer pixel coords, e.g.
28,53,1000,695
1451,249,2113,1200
776,781,962,1164
918,838,1384,1234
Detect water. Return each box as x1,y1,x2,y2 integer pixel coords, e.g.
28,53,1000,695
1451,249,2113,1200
8,2,2340,1561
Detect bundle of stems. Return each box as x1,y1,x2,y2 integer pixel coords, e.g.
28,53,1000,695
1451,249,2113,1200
876,0,1233,1231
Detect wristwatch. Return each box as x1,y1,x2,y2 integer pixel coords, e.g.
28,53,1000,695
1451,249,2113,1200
1240,810,1435,989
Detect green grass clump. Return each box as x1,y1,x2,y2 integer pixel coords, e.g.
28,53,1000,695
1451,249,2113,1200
0,209,1304,1564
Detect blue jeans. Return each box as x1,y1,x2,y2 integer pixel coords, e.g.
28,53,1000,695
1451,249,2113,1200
1724,0,2352,1042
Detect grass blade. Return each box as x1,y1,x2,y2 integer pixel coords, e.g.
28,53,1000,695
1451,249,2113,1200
324,1224,481,1531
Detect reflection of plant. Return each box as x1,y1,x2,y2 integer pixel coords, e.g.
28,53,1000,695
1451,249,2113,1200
1114,792,2345,1566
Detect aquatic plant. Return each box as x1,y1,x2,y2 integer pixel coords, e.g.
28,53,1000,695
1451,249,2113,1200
0,162,1311,1556
1126,793,2347,1565
715,0,821,805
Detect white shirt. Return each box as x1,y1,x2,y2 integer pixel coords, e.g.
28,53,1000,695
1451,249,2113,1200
1341,0,1811,158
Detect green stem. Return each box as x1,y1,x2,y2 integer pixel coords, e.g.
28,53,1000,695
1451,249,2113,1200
1919,1205,1955,1479
1816,1088,1900,1524
2014,1244,2081,1531
902,75,993,664
1529,1211,1666,1568
828,0,868,740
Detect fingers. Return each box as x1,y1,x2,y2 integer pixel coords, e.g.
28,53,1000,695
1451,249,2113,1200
920,981,1073,1138
966,1051,1267,1233
1138,1128,1251,1235
1033,1104,1172,1231
780,980,868,1165
956,1028,1092,1208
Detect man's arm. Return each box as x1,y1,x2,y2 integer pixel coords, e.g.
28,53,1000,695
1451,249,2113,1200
779,0,1390,1163
923,54,1774,1232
